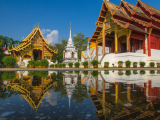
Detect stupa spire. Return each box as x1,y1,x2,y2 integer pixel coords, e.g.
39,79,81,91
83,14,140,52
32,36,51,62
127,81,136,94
70,22,71,38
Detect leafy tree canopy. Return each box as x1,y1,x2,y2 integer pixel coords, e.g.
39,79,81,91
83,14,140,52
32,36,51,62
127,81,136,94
49,38,68,63
72,32,89,59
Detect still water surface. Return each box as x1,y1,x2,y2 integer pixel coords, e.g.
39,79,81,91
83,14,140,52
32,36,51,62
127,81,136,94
0,70,160,120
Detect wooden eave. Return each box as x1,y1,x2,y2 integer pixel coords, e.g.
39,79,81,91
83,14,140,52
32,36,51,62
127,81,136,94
132,17,160,30
112,18,148,34
105,1,132,21
150,16,160,23
138,0,160,17
121,0,151,21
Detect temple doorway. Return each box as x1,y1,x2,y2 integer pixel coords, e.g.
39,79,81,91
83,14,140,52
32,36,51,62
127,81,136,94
121,43,127,53
72,52,74,58
119,35,127,53
33,49,42,60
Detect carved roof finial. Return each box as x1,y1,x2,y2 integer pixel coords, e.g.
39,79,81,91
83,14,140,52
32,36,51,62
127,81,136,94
70,21,71,30
38,23,39,28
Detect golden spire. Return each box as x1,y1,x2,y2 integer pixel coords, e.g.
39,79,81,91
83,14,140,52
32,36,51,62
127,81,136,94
70,21,71,30
38,23,39,28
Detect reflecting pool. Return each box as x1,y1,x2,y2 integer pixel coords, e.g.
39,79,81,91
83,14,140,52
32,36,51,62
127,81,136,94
0,70,160,120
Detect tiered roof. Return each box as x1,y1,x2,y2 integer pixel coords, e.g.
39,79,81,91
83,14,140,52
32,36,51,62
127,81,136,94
8,27,57,53
89,0,160,42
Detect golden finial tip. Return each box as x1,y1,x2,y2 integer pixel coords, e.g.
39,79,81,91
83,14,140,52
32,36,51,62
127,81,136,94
38,23,39,28
70,22,71,30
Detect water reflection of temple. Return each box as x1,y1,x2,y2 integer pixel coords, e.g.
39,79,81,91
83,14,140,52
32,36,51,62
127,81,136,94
6,71,57,111
81,71,160,120
63,71,78,109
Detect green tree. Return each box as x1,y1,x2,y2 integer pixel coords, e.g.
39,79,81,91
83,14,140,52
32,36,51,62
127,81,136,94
72,32,89,59
0,42,5,64
51,38,68,63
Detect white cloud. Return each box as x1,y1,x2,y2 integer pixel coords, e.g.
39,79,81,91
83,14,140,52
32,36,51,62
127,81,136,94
41,29,46,34
41,29,59,44
45,90,58,106
46,29,51,32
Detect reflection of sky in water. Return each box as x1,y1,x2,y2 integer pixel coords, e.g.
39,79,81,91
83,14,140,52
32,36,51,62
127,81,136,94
0,70,160,119
45,90,58,106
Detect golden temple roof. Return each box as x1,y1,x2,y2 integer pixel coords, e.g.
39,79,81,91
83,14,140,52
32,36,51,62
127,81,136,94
8,26,57,53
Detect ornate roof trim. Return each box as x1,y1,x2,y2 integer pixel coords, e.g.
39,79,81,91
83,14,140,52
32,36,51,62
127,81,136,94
121,0,151,20
138,0,160,16
8,27,57,53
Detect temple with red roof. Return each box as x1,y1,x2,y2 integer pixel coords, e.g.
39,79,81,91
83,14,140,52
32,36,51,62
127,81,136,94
85,0,160,67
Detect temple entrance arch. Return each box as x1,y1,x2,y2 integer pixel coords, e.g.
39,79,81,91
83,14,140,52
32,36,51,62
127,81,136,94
33,49,42,60
118,35,127,53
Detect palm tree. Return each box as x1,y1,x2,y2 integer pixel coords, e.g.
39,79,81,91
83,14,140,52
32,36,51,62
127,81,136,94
8,38,15,49
0,35,4,47
14,40,22,46
3,36,9,49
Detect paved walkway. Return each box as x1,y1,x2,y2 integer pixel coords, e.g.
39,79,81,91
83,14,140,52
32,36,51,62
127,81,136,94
0,68,160,71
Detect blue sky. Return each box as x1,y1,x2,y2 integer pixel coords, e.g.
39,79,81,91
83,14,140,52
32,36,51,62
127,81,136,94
0,0,159,44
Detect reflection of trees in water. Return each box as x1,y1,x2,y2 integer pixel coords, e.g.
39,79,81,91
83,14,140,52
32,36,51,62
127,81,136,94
53,71,67,97
72,78,87,103
2,71,16,80
0,87,20,100
28,71,48,78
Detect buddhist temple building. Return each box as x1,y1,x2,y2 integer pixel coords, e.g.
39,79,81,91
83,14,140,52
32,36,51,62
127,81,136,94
81,71,160,119
85,0,160,67
6,71,57,111
8,24,57,67
63,24,78,66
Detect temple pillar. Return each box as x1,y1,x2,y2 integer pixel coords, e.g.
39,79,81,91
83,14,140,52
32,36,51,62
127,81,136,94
31,47,33,59
115,24,118,54
96,40,98,55
127,30,132,52
143,40,145,54
115,82,118,103
148,28,152,56
30,77,32,86
145,28,148,55
42,43,44,59
103,22,106,55
103,81,105,115
127,84,131,102
96,80,98,95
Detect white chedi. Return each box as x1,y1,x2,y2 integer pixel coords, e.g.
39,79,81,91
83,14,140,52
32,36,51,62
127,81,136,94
63,24,78,67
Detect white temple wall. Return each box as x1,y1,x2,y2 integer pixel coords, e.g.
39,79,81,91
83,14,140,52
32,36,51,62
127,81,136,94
151,49,160,57
135,49,144,54
100,70,148,84
101,53,146,67
113,53,146,67
101,54,115,67
74,52,78,58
